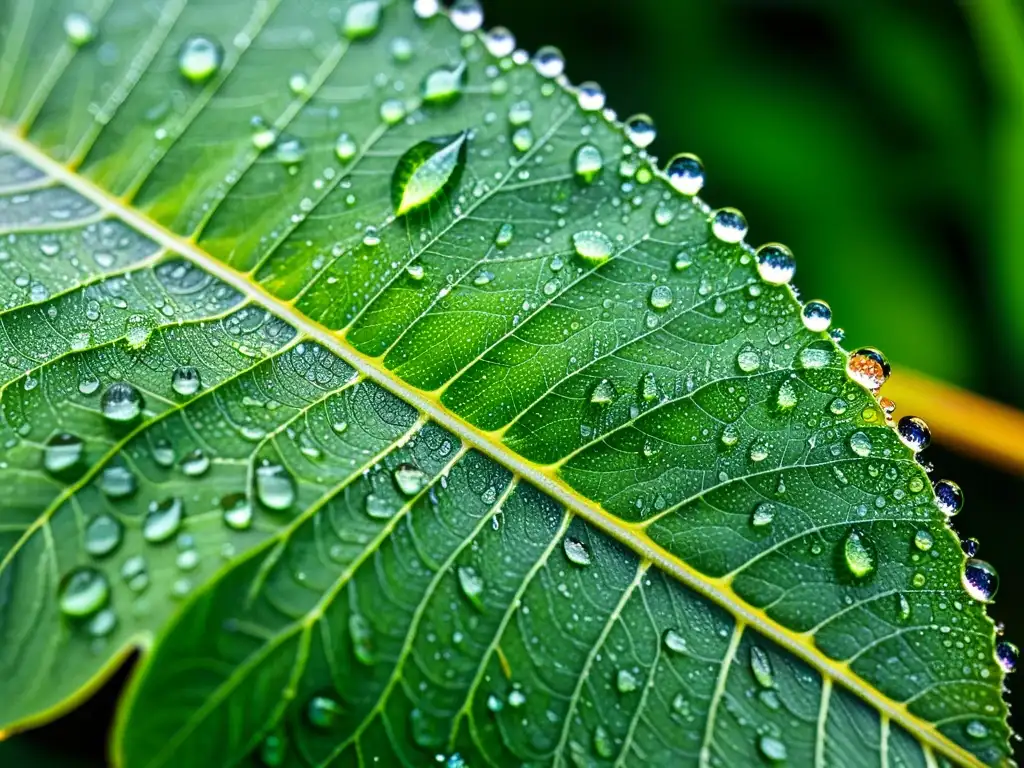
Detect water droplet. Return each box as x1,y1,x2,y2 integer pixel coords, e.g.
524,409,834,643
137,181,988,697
934,479,963,517
63,13,95,46
798,341,834,370
392,132,467,216
494,222,514,247
144,497,184,543
393,463,428,496
511,126,534,152
750,646,774,688
88,608,117,637
288,72,309,95
179,448,210,477
457,565,484,608
847,348,890,391
120,555,149,593
616,668,639,693
349,613,375,664
484,26,515,58
755,243,795,284
343,0,381,39
624,114,656,148
421,62,466,105
666,153,704,196
250,117,276,149
649,285,673,310
897,593,911,621
663,629,688,654
736,347,760,373
572,230,613,263
962,559,999,602
533,46,565,78
589,378,616,404
848,431,872,457
44,433,84,475
776,381,798,409
256,463,296,511
406,263,425,280
563,537,591,566
966,720,989,740
171,365,201,396
85,515,122,558
449,0,483,32
843,529,875,578
379,98,406,124
591,724,614,758
751,502,776,528
913,529,934,552
307,695,344,729
335,132,357,162
274,135,305,165
59,568,109,617
996,641,1018,673
101,382,144,423
572,143,603,183
640,372,658,402
178,36,222,83
711,208,748,243
221,495,253,530
259,732,287,767
897,416,931,452
758,735,787,763
100,464,136,498
507,689,526,708
576,81,606,112
801,300,831,332
365,493,395,519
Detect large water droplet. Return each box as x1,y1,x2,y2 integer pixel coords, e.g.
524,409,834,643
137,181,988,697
663,629,687,654
100,464,136,498
171,365,201,396
563,537,591,566
572,143,603,184
393,463,428,496
101,383,144,423
64,13,96,46
392,132,467,216
533,46,565,78
616,668,639,693
335,132,357,162
85,515,123,558
751,502,776,528
457,565,484,608
343,0,381,39
589,378,616,404
144,497,184,543
758,735,787,763
666,153,704,196
736,347,760,373
801,300,831,332
750,646,774,688
593,724,614,758
755,243,795,284
962,558,999,602
624,114,656,148
365,494,395,519
933,479,963,517
220,494,253,531
273,135,305,165
88,608,118,637
843,529,875,578
44,433,84,475
847,348,890,391
848,431,872,457
307,695,344,729
180,448,210,477
576,81,606,112
897,416,931,452
966,721,989,740
648,285,673,310
178,36,222,83
572,230,613,263
484,26,515,58
711,208,748,243
996,641,1018,674
449,0,483,32
59,568,109,617
256,462,296,511
421,63,466,105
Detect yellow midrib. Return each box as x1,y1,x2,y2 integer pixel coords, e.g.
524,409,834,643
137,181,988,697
0,128,988,768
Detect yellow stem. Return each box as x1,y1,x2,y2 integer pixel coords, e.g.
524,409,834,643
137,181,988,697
884,369,1024,476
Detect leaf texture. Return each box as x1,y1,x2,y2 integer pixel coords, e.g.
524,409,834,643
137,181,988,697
0,1,1012,766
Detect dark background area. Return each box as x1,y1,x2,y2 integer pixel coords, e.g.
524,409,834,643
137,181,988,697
4,0,1022,763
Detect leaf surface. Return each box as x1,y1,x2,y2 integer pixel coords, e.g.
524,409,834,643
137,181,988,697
0,1,1011,766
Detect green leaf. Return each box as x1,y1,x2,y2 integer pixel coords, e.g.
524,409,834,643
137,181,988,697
0,1,1011,766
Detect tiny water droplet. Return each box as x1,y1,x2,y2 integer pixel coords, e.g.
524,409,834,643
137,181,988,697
44,433,84,474
392,132,467,215
121,555,149,593
59,568,109,617
350,613,375,664
144,497,184,543
100,464,136,498
273,135,305,165
222,495,253,530
449,0,484,32
406,263,425,280
85,515,123,558
589,378,616,404
711,208,748,243
576,81,606,112
962,559,999,603
180,448,210,477
259,733,287,767
966,721,988,740
666,153,704,196
101,382,144,423
897,593,911,621
88,608,117,637
755,243,795,284
365,493,395,519
843,529,875,578
334,132,357,162
178,36,222,83
484,26,515,58
256,463,296,511
847,348,890,391
776,381,798,409
494,222,514,247
736,347,760,373
563,537,591,566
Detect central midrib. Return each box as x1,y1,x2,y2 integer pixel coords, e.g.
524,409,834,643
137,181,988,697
0,128,983,768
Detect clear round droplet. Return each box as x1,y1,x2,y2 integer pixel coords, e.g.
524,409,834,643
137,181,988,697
449,0,484,32
335,132,357,162
59,568,109,617
848,431,872,457
847,348,890,391
758,735,787,764
572,230,614,263
64,12,96,46
533,46,565,78
484,26,515,58
221,494,253,530
307,695,344,729
143,497,184,543
754,243,795,284
649,285,673,310
751,502,776,528
897,416,931,452
663,629,687,653
801,300,832,332
85,515,123,558
665,153,704,196
563,537,591,566
843,529,875,578
572,143,603,184
421,63,466,105
996,641,1018,674
933,479,963,517
274,135,305,165
178,36,222,83
100,464,136,498
171,365,201,396
616,668,639,693
180,448,210,477
962,558,999,603
256,462,296,511
913,529,934,552
101,382,144,423
623,114,656,149
576,81,606,112
343,0,382,39
44,433,84,475
711,208,748,243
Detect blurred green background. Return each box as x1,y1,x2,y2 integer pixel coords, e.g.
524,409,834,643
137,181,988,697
5,0,1022,763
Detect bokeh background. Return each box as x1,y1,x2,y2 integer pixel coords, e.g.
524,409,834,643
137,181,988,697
5,0,1022,762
